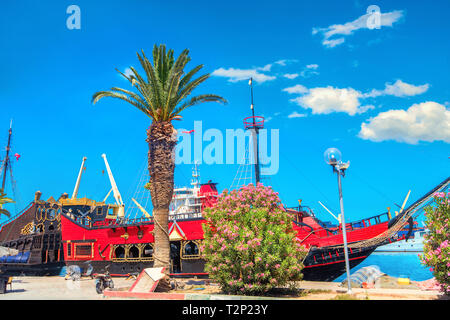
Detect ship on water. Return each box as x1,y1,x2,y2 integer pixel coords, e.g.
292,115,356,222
1,85,449,280
375,228,428,253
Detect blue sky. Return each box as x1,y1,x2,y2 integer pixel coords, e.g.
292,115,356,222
0,0,448,225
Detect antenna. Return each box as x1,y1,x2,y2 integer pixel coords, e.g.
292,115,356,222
191,160,200,189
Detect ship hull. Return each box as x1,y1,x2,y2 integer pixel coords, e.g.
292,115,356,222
62,244,376,282
302,245,377,282
0,261,65,276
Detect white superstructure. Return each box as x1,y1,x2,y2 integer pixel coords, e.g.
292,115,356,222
375,230,427,252
169,162,203,218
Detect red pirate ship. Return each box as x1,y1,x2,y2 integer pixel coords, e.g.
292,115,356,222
1,91,449,280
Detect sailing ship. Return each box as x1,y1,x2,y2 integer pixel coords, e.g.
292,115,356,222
1,82,449,280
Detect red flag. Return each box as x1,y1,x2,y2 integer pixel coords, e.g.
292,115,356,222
14,153,21,161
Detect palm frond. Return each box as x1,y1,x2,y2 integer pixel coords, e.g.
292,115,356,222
179,64,203,91
0,190,14,218
93,44,226,123
0,209,10,218
92,91,153,118
172,73,211,113
171,94,227,117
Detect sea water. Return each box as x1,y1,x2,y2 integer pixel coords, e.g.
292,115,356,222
334,252,433,282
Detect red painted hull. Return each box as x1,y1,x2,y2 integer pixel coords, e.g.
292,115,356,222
60,207,394,281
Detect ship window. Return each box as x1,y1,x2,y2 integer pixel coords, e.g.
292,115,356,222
32,236,42,249
36,223,44,233
182,241,200,259
67,243,72,257
142,244,154,260
25,238,33,250
127,245,140,260
47,208,57,221
97,207,103,216
113,245,126,260
36,207,43,221
74,243,93,258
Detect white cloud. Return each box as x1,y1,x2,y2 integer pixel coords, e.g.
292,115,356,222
119,67,134,80
305,64,319,70
283,73,299,80
298,63,320,78
359,102,450,144
322,38,346,48
363,80,429,98
283,79,427,117
290,86,373,115
257,63,272,72
212,59,300,84
212,67,276,83
274,59,298,66
313,9,404,48
124,68,133,77
288,111,307,118
283,84,309,94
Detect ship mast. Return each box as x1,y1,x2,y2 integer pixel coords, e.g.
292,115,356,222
247,78,262,185
1,120,13,191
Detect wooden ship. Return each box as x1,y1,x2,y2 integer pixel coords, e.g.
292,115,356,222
1,91,449,280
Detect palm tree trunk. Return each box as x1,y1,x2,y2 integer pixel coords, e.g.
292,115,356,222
146,121,177,277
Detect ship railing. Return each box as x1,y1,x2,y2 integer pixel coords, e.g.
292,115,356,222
113,212,203,226
285,205,314,218
350,212,391,230
317,212,391,236
169,212,203,221
288,206,391,238
0,202,34,231
61,209,204,230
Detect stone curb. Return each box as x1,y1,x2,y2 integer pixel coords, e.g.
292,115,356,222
103,290,290,300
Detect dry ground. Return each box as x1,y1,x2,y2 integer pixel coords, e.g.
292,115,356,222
0,276,446,300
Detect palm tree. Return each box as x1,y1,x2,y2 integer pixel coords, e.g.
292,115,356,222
92,44,227,280
0,189,14,218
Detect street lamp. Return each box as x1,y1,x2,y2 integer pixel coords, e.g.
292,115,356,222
324,147,352,294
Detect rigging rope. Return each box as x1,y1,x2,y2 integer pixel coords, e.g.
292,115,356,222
328,177,450,249
279,152,339,215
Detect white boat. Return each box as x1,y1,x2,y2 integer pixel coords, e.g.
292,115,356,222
169,162,204,219
375,230,428,252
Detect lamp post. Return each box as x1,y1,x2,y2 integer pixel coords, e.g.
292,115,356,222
324,147,352,294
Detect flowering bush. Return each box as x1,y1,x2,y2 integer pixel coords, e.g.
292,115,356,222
420,191,450,295
201,183,307,295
